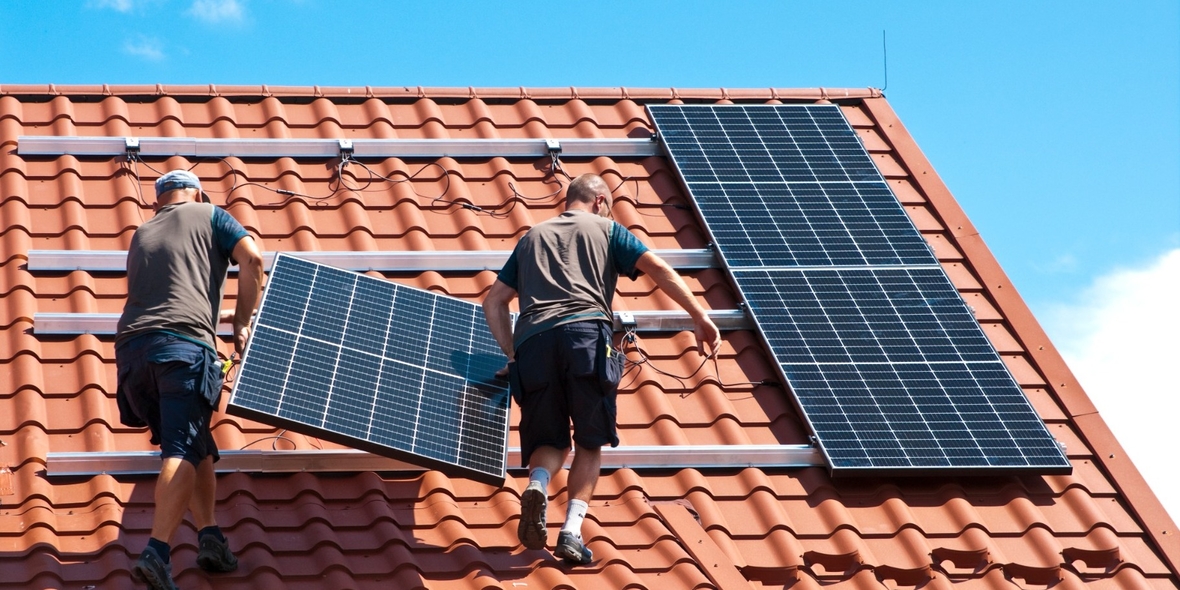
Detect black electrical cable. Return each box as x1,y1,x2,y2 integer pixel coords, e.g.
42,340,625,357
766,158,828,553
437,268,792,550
348,159,464,210
126,148,585,223
608,174,691,213
617,328,774,396
438,153,567,220
124,156,151,212
618,328,712,391
238,430,297,451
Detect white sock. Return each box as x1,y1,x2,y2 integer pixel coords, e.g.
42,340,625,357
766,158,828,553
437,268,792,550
561,499,588,536
528,467,551,491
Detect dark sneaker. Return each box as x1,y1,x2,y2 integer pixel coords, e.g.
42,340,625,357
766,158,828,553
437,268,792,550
554,530,593,565
131,545,179,590
197,533,239,572
517,481,548,550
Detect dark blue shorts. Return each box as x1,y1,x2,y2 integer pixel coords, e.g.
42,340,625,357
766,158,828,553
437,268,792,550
115,332,223,466
511,321,624,467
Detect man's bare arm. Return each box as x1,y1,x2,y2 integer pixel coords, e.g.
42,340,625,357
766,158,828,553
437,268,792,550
231,237,264,354
634,251,721,356
482,279,518,361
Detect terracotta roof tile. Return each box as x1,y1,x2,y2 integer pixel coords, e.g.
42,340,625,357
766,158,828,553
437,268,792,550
0,86,1175,588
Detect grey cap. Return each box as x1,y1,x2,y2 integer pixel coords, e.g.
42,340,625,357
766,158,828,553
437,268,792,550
155,169,210,203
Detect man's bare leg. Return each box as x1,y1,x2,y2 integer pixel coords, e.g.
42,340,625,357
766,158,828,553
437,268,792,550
151,457,196,544
188,456,216,530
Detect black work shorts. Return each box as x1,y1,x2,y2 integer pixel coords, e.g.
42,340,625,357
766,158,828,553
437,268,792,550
115,332,223,466
512,320,624,467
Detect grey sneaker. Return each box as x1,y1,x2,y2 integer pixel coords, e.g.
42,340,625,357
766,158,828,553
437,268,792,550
554,530,593,565
197,533,239,572
131,545,179,590
517,481,548,550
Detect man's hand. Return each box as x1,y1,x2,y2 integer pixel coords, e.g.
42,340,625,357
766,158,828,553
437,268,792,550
234,324,251,354
694,316,722,358
231,235,263,356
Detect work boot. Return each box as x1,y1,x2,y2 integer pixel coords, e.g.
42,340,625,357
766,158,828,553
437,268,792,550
554,530,593,565
131,545,180,590
517,480,548,550
197,533,239,572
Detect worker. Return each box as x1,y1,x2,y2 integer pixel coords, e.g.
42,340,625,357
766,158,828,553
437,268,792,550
482,173,721,564
116,170,264,589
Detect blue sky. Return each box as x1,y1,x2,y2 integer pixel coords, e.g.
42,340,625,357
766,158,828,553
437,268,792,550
3,1,1178,514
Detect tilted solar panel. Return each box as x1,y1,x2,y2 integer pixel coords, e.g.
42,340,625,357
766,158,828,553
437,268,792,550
227,254,511,485
649,104,1070,475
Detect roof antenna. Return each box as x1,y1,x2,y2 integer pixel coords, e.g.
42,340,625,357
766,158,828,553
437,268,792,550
881,30,889,93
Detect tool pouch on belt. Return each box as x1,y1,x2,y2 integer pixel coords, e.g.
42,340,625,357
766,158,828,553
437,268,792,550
203,355,226,408
597,334,624,394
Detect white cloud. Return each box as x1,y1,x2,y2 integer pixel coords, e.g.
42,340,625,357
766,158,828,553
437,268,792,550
1032,253,1079,275
1042,248,1180,522
90,0,164,12
91,0,136,12
187,0,244,23
123,36,165,61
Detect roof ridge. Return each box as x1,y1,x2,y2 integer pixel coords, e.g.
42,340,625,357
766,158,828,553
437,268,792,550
0,85,883,101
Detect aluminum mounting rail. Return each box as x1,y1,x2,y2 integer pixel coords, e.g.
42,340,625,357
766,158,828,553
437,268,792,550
32,309,751,336
17,136,661,159
27,249,719,273
46,445,823,477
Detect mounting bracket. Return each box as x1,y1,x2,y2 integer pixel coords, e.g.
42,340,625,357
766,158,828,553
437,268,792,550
337,139,354,159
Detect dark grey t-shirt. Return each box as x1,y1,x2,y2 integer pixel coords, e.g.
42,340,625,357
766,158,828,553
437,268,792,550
116,202,249,351
497,210,649,349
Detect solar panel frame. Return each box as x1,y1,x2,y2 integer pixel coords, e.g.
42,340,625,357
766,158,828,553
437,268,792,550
227,253,511,485
649,104,1070,475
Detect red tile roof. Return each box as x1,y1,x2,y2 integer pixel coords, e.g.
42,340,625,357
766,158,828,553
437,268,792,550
1,85,1176,589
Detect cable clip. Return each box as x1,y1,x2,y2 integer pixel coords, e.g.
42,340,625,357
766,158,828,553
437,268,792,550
617,311,638,343
124,137,141,161
337,139,354,161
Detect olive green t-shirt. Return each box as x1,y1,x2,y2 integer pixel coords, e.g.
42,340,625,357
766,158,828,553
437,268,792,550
497,210,649,349
116,202,248,351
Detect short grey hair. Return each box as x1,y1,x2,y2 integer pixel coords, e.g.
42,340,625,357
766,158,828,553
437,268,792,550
566,173,609,205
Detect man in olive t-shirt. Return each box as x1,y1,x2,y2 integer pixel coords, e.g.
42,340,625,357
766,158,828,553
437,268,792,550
116,170,263,590
483,173,720,565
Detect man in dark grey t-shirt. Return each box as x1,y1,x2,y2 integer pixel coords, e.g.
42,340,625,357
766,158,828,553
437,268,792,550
483,173,720,565
117,170,264,590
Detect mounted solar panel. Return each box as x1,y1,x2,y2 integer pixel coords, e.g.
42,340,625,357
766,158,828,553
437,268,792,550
651,104,934,268
227,253,511,485
649,104,1069,475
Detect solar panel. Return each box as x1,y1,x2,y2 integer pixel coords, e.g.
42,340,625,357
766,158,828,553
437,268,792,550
227,253,511,485
652,104,933,268
649,104,1070,474
737,268,999,366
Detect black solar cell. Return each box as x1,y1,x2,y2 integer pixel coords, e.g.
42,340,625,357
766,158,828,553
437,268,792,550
228,254,511,485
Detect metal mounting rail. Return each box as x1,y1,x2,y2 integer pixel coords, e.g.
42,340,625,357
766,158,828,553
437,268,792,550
46,445,823,477
26,249,718,273
32,309,751,336
17,136,661,159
